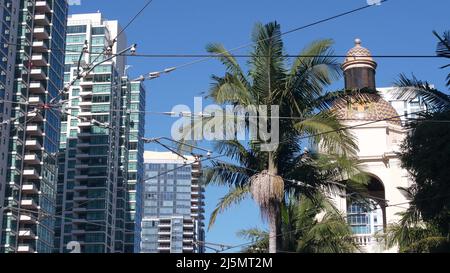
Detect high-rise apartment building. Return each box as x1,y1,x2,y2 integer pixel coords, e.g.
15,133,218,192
0,0,68,253
54,13,145,253
141,152,205,253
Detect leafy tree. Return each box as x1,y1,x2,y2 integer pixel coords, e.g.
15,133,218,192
385,30,450,252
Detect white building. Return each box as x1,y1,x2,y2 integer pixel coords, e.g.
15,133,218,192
330,39,426,253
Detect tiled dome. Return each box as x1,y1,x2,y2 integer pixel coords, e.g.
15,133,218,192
332,94,402,126
342,39,377,71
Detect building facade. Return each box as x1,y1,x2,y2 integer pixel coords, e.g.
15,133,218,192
0,0,68,253
331,39,427,253
141,152,205,253
54,13,145,253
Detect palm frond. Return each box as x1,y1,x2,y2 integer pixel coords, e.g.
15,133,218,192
295,111,359,157
313,87,380,111
393,74,450,110
249,21,286,106
203,160,251,187
208,73,253,105
283,39,341,113
208,185,251,229
206,43,250,89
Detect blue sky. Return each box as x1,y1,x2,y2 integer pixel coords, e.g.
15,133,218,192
70,0,450,252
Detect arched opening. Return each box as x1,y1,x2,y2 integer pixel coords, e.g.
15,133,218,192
346,175,386,238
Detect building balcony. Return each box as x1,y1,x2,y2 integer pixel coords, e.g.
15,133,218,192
21,199,38,209
33,27,49,40
75,163,89,168
76,142,90,148
19,215,37,224
157,238,171,243
28,96,43,105
18,229,37,239
31,54,48,67
157,246,171,251
158,222,171,228
79,81,94,87
353,234,380,247
73,184,88,191
72,207,87,213
17,244,35,253
34,14,50,26
72,229,85,234
35,1,51,13
158,230,171,235
72,218,87,224
78,101,92,106
77,111,92,117
23,168,40,179
25,139,42,150
78,121,91,127
73,195,88,201
30,68,47,80
29,82,45,93
27,111,44,122
32,40,49,52
183,246,194,251
79,90,93,96
26,124,43,136
22,184,39,194
74,174,89,180
75,153,90,159
24,154,41,165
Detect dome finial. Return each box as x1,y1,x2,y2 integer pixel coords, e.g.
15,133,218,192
355,38,362,46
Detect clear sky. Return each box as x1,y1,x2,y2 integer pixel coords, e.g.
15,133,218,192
70,0,450,252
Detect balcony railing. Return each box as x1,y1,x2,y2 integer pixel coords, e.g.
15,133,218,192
35,1,51,13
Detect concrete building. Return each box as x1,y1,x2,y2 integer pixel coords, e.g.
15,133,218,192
331,39,426,253
54,13,145,253
140,151,205,253
0,0,68,253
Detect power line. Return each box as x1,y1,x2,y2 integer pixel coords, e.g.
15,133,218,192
119,53,443,59
137,0,390,78
114,0,154,44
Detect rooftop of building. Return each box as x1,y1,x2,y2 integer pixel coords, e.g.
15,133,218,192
144,151,197,164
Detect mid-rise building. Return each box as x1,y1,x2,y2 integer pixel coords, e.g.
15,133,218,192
141,151,205,253
54,13,145,253
0,0,68,253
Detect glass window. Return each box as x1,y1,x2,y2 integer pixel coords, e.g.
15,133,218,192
67,25,87,34
66,34,86,44
91,27,105,35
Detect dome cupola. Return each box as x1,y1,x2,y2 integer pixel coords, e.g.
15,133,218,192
342,39,377,90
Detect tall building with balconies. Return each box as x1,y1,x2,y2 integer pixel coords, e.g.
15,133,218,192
141,152,205,253
54,13,145,253
0,0,68,253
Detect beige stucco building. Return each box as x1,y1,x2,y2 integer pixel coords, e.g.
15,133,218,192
330,39,424,253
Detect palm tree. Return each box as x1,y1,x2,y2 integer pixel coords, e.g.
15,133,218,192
238,193,359,253
203,21,365,253
381,187,449,252
434,30,450,87
393,30,450,109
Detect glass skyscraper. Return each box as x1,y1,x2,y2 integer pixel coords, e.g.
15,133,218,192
54,13,145,253
0,0,68,253
141,152,205,253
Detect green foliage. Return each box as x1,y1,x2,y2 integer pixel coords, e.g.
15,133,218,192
400,110,450,235
238,194,359,253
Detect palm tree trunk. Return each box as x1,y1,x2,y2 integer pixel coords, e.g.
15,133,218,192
268,152,280,253
268,210,278,253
